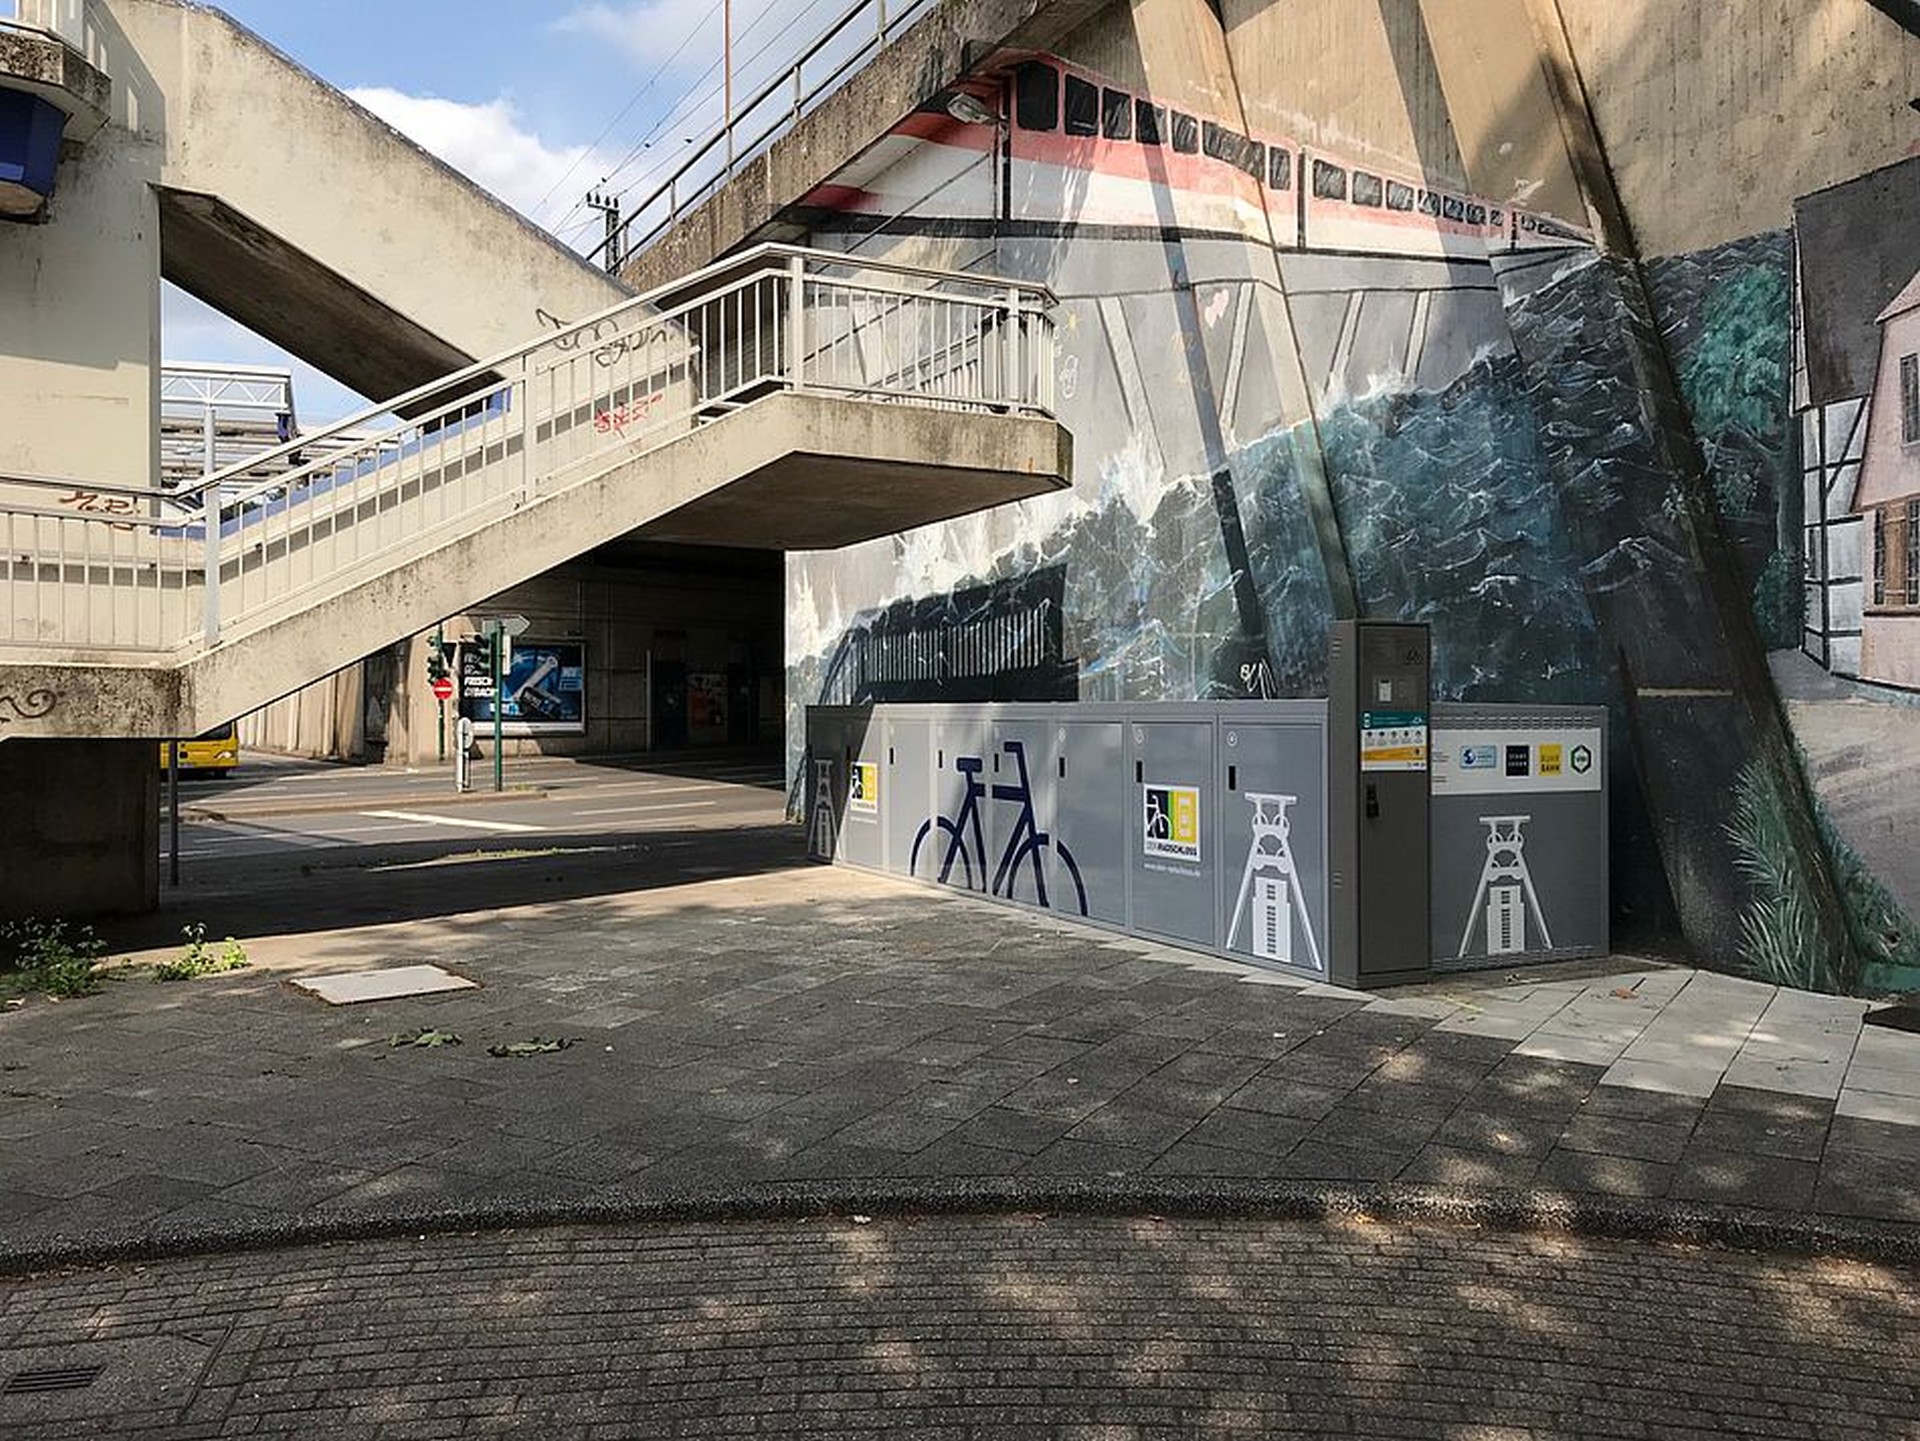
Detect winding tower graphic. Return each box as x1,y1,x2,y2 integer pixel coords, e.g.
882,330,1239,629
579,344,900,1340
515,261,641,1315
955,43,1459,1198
1460,815,1552,958
1226,793,1322,971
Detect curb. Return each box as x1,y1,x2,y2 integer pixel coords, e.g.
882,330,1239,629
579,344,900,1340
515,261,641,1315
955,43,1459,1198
3,1179,1915,1277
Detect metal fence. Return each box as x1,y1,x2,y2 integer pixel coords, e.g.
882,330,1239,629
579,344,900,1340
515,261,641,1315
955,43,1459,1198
0,246,1054,656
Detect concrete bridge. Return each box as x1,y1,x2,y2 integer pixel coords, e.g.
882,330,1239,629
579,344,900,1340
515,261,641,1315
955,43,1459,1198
0,0,1072,918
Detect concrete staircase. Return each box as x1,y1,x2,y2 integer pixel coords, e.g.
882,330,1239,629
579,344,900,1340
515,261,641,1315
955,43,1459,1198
0,246,1069,740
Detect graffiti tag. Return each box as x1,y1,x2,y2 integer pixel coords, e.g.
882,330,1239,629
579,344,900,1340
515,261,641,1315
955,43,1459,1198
536,308,646,370
594,392,666,438
58,490,139,532
0,688,56,725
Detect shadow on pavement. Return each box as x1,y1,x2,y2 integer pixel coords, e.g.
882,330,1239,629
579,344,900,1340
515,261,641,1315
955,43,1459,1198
113,821,811,950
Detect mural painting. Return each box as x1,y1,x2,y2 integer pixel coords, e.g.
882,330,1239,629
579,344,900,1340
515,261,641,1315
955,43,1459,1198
782,47,1919,996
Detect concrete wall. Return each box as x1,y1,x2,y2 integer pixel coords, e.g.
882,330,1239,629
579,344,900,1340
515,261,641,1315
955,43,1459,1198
0,737,156,921
1556,0,1920,258
759,0,1920,995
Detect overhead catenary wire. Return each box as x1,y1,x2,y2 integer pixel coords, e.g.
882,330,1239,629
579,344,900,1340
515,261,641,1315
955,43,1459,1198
531,0,726,227
546,0,837,241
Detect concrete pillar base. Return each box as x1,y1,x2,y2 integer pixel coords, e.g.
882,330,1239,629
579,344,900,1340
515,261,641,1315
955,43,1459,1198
0,739,159,923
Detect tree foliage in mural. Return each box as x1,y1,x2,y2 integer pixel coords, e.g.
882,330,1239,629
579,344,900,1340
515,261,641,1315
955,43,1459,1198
1648,234,1801,650
1726,755,1920,995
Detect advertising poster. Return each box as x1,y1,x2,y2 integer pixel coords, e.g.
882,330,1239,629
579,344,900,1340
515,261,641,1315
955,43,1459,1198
688,671,727,732
460,640,586,735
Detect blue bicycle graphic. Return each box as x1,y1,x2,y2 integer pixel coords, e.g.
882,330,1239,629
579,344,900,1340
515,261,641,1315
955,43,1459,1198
910,740,1088,915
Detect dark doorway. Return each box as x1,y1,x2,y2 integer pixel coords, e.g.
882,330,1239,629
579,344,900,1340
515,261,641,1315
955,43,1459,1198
728,664,757,745
652,660,688,748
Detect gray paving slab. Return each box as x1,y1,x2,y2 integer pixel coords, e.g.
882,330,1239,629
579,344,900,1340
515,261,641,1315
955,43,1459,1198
0,819,1916,1270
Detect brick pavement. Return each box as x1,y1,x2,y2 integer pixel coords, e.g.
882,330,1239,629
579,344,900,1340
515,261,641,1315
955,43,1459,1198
0,1214,1915,1438
1,828,1918,1267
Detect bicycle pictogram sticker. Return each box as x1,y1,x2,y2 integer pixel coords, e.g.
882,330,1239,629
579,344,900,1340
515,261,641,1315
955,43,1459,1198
910,740,1088,915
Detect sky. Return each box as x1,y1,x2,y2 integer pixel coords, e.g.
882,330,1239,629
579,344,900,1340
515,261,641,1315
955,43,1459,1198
165,0,864,422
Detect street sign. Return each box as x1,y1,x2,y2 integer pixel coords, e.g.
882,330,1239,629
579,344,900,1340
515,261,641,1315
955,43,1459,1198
430,676,455,703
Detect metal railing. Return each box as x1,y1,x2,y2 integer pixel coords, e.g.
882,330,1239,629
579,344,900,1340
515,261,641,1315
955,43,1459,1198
589,0,938,267
0,246,1054,656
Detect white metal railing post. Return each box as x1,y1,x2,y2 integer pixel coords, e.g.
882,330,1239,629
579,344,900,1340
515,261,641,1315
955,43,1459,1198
201,488,221,645
516,356,533,501
788,255,807,388
1002,285,1021,408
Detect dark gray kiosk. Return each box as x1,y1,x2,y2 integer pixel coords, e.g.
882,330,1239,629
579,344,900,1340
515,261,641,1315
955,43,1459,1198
1327,620,1432,990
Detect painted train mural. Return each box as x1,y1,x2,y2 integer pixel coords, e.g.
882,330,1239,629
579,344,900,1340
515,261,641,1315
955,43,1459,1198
784,46,1920,998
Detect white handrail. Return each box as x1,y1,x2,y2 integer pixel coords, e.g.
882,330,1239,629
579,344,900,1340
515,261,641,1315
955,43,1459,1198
169,241,1052,508
0,248,1056,657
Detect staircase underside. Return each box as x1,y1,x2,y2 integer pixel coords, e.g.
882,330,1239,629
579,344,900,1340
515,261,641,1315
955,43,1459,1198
0,392,1071,742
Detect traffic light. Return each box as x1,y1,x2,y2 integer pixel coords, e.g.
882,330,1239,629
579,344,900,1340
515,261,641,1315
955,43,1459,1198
426,635,449,683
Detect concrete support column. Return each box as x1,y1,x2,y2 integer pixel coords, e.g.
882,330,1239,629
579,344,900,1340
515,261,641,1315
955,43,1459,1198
1405,0,1854,981
0,739,159,922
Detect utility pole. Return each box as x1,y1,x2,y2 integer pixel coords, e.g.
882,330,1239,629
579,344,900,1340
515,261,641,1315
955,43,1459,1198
587,190,622,274
724,0,733,164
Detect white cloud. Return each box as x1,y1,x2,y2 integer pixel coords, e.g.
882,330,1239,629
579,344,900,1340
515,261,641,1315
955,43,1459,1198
346,86,615,234
552,1,719,69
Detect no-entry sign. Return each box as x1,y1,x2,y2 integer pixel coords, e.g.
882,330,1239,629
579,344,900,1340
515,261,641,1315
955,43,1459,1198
430,676,456,703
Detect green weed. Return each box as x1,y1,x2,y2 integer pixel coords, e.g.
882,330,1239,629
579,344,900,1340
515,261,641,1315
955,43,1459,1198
153,924,251,983
0,918,108,999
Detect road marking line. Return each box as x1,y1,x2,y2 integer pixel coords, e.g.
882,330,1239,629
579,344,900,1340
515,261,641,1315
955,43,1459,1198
360,810,544,834
542,782,717,800
574,800,720,817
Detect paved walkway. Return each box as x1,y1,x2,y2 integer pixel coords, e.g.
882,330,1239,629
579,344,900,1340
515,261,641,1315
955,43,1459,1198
2,1214,1915,1439
2,829,1916,1265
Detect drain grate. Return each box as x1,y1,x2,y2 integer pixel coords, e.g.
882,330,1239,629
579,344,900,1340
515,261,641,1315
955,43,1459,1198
3,1364,103,1395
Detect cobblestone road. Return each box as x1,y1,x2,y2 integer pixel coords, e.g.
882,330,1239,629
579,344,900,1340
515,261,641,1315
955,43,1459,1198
1,1214,1915,1439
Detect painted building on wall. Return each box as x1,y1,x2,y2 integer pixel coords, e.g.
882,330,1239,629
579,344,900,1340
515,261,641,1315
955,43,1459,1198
1858,272,1920,689
745,0,1920,996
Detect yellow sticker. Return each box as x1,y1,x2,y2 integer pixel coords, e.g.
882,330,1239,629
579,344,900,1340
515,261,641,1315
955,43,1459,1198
850,761,879,813
1538,743,1563,777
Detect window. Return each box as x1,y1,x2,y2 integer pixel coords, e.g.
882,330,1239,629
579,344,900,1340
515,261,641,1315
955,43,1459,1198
1902,353,1919,445
1419,189,1442,217
1385,180,1416,212
1467,202,1488,225
1135,99,1164,146
1442,195,1465,222
1909,500,1920,605
1014,63,1057,132
1351,171,1383,207
1203,121,1263,180
1874,507,1888,606
1171,111,1199,154
1312,159,1348,201
1267,146,1292,190
1101,88,1132,141
1064,75,1099,137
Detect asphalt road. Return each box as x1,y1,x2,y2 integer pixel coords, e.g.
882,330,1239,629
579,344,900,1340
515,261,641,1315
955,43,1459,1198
159,749,788,873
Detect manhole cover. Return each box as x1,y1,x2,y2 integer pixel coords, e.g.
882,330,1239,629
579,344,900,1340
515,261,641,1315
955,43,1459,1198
0,1335,211,1425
